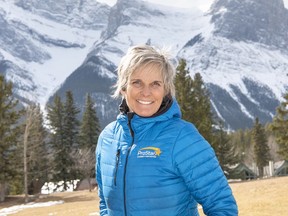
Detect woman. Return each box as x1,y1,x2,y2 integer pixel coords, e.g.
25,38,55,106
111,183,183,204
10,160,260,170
96,44,238,216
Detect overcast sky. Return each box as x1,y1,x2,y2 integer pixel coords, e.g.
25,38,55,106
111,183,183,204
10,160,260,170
98,0,288,11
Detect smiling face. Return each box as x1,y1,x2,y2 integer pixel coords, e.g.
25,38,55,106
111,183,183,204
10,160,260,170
121,63,166,117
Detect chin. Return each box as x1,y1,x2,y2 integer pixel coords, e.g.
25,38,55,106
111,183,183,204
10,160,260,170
136,111,155,117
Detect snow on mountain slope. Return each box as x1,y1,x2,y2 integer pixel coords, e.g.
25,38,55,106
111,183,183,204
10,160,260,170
1,0,288,130
54,0,287,130
94,0,211,66
180,37,288,102
0,0,108,105
51,0,214,127
175,0,288,129
179,36,288,128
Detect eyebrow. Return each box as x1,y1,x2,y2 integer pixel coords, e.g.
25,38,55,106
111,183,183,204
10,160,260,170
130,78,163,83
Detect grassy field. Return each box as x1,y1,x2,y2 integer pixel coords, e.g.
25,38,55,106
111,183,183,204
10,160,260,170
1,176,287,216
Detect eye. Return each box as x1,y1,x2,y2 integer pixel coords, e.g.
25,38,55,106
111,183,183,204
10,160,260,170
151,81,161,88
131,80,142,88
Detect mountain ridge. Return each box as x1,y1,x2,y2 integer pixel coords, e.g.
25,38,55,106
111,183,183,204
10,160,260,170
1,0,288,130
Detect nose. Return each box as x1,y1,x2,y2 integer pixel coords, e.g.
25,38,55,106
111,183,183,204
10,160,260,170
141,85,151,97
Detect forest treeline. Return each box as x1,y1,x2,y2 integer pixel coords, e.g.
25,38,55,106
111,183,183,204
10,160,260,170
0,59,287,202
0,74,101,202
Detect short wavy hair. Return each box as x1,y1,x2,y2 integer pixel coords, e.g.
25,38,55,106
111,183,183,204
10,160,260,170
112,44,176,98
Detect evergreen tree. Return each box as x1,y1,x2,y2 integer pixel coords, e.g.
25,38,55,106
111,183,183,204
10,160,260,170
175,59,214,143
79,93,101,152
191,72,214,143
46,95,67,190
47,92,80,191
47,95,65,148
63,91,80,183
76,94,101,186
0,75,22,201
175,59,193,120
270,92,288,159
63,91,80,149
213,122,237,176
252,117,270,177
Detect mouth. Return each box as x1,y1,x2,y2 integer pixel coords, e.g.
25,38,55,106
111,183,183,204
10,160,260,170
137,100,153,105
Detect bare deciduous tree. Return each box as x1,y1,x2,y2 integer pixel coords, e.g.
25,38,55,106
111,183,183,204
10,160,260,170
23,104,48,202
73,147,96,192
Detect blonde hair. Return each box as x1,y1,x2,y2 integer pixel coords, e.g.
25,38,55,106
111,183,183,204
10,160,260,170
112,44,176,98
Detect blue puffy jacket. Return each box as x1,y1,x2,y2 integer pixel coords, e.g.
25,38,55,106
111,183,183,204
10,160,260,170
96,99,238,216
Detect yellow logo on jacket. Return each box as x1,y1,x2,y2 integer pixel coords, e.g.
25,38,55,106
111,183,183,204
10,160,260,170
137,147,161,158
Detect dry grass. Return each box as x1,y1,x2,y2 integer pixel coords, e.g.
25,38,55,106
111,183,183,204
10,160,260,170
1,176,288,216
230,176,288,216
0,190,99,216
199,176,288,216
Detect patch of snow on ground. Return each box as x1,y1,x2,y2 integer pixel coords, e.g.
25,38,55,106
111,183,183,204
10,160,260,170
89,213,100,216
41,180,80,194
0,201,64,216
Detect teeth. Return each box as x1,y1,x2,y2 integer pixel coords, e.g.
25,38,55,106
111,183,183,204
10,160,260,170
137,100,153,105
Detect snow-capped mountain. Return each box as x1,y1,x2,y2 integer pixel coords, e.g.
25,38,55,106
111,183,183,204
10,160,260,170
1,0,288,130
0,0,110,105
179,0,288,129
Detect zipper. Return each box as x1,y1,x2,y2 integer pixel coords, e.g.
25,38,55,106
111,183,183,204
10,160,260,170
114,149,120,186
124,112,135,216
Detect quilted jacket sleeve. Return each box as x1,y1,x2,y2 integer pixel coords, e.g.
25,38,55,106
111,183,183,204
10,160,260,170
96,135,108,216
172,123,238,215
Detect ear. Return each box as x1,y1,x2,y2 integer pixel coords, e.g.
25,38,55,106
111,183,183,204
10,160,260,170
120,89,126,96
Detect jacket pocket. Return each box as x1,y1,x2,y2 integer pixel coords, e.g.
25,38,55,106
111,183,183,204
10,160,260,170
114,149,120,186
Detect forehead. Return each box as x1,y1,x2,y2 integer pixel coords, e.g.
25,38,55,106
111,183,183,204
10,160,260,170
129,63,163,80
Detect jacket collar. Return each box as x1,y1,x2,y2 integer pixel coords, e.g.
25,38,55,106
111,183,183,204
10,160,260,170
117,96,181,135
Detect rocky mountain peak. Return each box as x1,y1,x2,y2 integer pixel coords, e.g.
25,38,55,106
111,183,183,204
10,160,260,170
210,0,288,49
101,0,165,40
1,0,288,130
14,0,110,29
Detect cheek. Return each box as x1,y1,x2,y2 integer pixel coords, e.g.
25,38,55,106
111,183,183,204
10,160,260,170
125,85,137,96
121,88,135,102
155,88,166,98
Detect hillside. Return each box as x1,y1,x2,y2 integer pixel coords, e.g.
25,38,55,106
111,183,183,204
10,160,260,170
1,0,288,130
